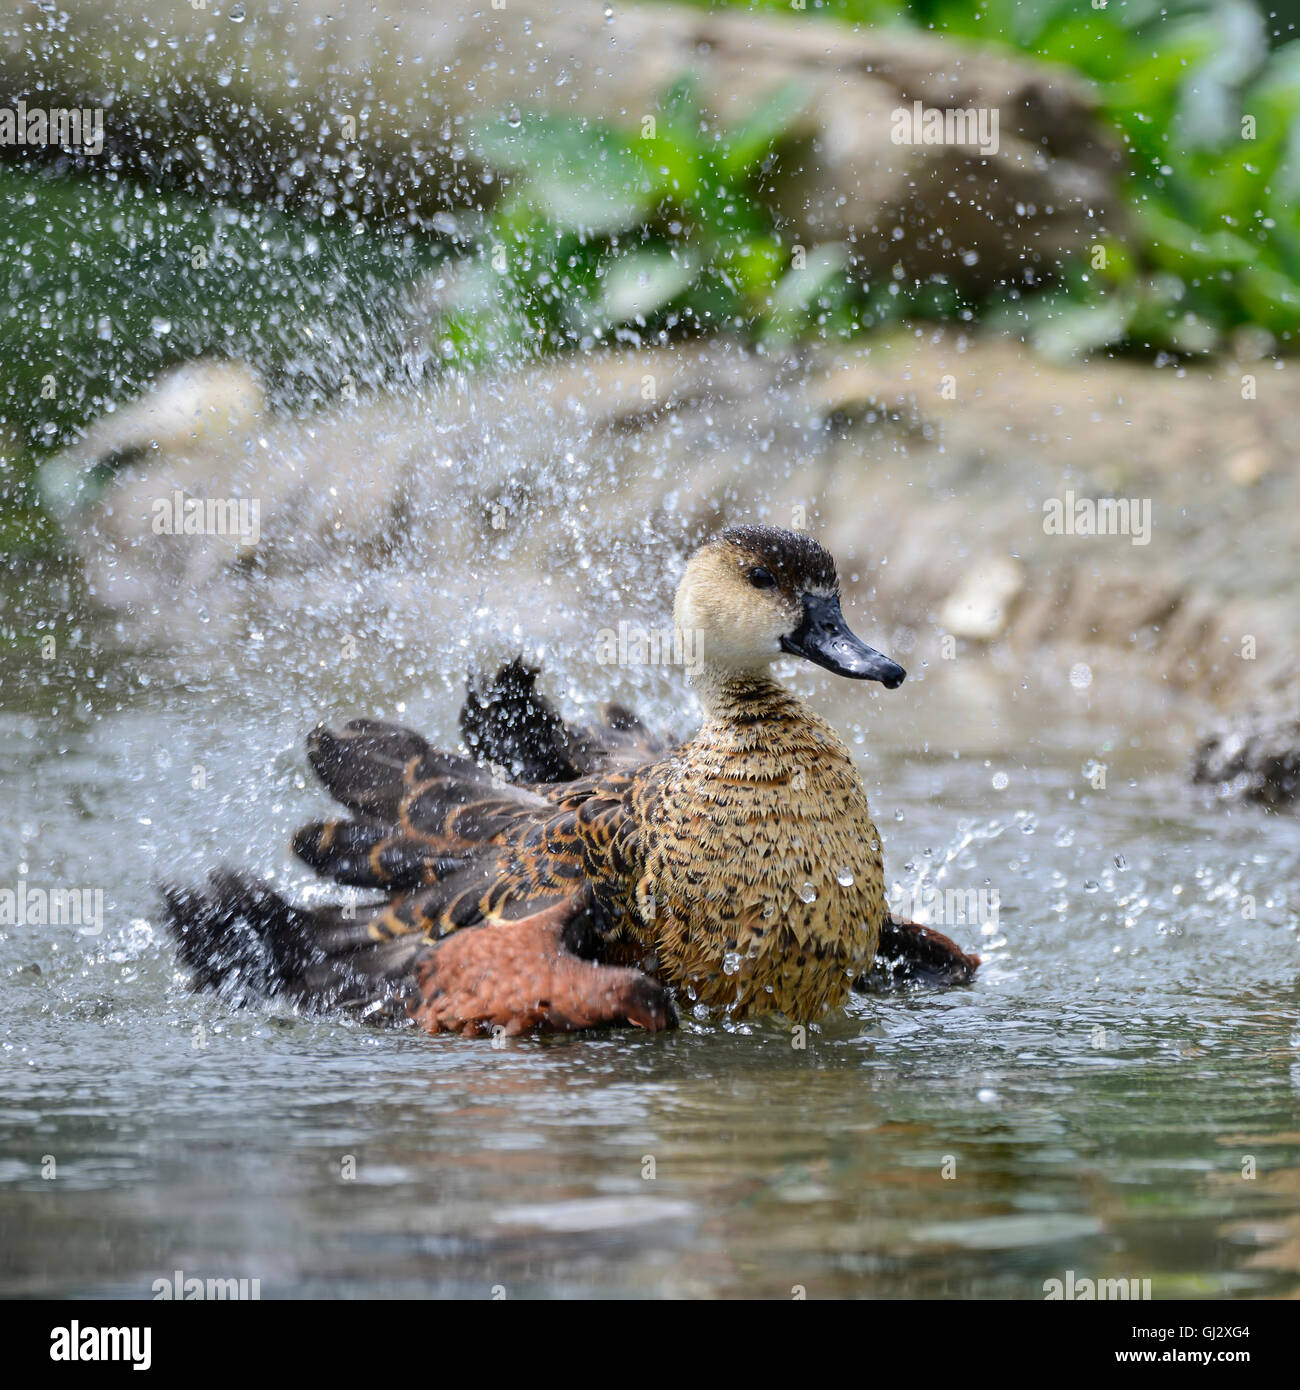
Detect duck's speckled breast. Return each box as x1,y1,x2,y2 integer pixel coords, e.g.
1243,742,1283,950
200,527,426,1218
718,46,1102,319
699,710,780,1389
635,681,885,1020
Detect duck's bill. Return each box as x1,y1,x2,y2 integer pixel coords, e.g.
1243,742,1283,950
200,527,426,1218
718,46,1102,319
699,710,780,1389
781,594,906,688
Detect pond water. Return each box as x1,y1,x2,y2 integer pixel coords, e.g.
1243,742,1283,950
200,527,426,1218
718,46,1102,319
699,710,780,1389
1,560,1297,1299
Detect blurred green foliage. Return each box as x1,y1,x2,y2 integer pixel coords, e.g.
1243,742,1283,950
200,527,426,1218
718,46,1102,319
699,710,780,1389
691,0,1300,355
435,75,985,367
436,79,855,361
391,0,1300,364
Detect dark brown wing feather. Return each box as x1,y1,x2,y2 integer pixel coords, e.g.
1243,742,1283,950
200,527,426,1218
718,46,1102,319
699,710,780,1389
162,868,430,1020
460,656,677,781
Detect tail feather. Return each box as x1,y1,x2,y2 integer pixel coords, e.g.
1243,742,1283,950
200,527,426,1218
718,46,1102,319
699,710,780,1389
162,868,426,1016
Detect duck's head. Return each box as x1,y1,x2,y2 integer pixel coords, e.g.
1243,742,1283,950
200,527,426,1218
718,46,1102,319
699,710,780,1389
673,525,905,687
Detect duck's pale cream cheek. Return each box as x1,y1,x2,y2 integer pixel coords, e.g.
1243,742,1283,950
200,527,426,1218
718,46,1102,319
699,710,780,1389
676,595,792,668
695,620,787,669
673,556,800,669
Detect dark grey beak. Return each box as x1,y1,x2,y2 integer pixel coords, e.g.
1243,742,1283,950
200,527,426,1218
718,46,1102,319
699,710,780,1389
780,594,906,688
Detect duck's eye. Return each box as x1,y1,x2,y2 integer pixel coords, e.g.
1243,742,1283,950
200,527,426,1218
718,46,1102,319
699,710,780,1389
748,566,776,590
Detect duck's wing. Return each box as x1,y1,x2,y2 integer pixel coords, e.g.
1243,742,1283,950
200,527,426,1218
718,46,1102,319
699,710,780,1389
290,717,550,892
163,660,680,1034
162,709,670,1027
459,656,678,783
163,873,674,1035
291,717,651,916
294,716,656,937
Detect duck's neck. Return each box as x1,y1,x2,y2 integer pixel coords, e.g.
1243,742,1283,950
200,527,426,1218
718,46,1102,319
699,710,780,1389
688,664,801,725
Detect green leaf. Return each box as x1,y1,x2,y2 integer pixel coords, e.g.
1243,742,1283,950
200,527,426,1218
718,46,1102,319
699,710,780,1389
1138,207,1258,273
760,244,850,345
1029,295,1134,360
1103,20,1220,111
632,131,703,203
583,246,700,328
1236,264,1300,334
718,82,810,178
770,244,850,315
473,115,652,233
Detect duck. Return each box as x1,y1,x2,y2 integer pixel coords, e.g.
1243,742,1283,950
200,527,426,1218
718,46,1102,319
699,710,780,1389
164,525,978,1036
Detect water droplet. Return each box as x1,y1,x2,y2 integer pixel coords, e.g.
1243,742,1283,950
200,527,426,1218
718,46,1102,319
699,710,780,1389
1070,662,1093,689
798,882,817,904
836,867,855,887
992,771,1009,790
229,3,246,19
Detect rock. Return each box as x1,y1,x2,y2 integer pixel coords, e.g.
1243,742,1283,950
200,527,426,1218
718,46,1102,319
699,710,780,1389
39,360,265,517
939,556,1024,641
1193,709,1300,808
1226,446,1271,487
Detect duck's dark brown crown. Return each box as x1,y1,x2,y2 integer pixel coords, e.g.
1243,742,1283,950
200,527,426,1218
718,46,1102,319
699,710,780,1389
715,524,839,595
